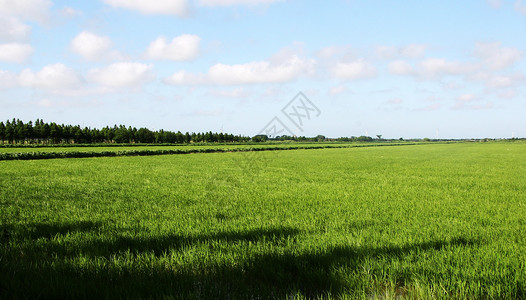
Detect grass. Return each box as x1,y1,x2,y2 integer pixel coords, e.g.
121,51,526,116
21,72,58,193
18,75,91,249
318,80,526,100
0,142,413,153
0,142,428,161
1,143,525,298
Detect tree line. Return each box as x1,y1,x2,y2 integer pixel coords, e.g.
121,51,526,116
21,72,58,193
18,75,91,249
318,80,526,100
0,119,250,144
0,118,384,145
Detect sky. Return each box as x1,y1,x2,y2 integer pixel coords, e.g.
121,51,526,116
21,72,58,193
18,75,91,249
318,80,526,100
1,0,526,139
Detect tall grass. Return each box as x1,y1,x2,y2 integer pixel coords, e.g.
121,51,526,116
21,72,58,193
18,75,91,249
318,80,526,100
1,143,525,298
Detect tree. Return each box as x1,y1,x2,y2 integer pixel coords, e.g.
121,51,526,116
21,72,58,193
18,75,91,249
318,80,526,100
0,122,5,143
114,125,130,143
376,135,382,140
137,128,155,143
356,136,373,142
252,134,268,142
5,120,14,143
315,135,326,142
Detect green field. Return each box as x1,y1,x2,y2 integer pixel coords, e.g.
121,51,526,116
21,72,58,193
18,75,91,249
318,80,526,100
0,142,394,153
1,143,525,298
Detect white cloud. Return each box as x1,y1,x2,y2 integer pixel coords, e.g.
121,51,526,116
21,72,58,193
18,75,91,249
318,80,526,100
209,55,313,85
376,44,426,59
387,98,403,104
486,74,524,88
199,0,280,6
514,0,526,14
163,70,207,85
316,45,356,65
474,42,523,70
0,16,31,41
60,6,82,18
497,90,516,99
328,85,347,95
88,62,153,88
0,0,52,22
471,102,493,110
487,75,514,88
401,44,427,58
0,70,16,89
70,31,123,61
388,60,414,75
0,43,33,63
208,88,249,98
146,35,200,61
102,0,188,17
457,94,476,102
165,47,314,85
331,59,376,80
18,63,81,90
416,103,441,111
487,0,503,8
418,58,476,78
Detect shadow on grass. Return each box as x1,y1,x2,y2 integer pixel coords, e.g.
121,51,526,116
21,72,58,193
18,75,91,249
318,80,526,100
0,221,482,299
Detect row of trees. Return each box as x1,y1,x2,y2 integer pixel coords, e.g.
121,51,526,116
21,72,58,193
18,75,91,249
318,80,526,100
0,118,386,145
0,119,251,144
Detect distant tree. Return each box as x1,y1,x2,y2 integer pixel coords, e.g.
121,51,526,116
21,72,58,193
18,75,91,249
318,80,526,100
137,128,155,143
315,135,326,142
252,134,268,142
356,136,373,142
376,135,382,140
114,125,130,143
0,122,5,143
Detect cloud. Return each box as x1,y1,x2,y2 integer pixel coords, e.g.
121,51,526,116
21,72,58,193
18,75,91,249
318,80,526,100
88,62,153,88
0,0,52,22
416,103,441,111
102,0,189,17
208,88,249,98
471,102,493,110
486,73,524,88
18,63,81,90
70,31,123,61
487,75,514,88
0,70,16,89
0,16,31,41
146,35,200,61
164,70,207,85
166,49,314,85
316,46,349,60
198,0,281,6
497,90,516,99
60,6,82,18
0,43,33,63
331,59,376,80
328,85,347,95
514,0,526,14
387,98,403,104
418,58,476,78
452,94,495,110
209,54,314,84
388,60,414,75
487,0,503,8
457,94,476,102
474,42,523,70
376,44,427,59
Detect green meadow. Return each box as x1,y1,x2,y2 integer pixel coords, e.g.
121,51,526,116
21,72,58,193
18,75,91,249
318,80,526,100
1,143,525,299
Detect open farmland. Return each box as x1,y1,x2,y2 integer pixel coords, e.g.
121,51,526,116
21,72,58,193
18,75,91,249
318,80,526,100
0,142,390,153
1,143,525,299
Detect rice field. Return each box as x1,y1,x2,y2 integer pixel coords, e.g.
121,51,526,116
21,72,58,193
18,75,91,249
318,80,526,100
1,142,525,299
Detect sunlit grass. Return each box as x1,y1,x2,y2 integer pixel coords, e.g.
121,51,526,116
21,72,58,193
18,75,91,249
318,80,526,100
1,143,525,298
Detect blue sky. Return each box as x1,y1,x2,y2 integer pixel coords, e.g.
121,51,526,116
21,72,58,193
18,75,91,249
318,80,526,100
1,0,525,139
